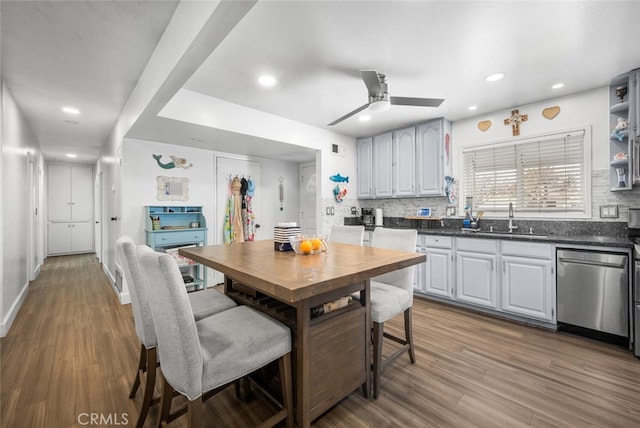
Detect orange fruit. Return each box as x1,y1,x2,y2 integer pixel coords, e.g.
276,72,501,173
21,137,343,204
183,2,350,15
299,240,312,254
311,238,322,250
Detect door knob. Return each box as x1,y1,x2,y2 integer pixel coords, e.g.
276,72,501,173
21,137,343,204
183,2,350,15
110,217,118,221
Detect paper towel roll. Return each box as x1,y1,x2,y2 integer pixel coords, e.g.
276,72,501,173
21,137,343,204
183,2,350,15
375,208,383,226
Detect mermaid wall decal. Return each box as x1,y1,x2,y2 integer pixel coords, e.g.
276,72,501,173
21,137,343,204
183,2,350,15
152,154,193,169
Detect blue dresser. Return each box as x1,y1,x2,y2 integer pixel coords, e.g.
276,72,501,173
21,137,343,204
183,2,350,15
145,205,208,291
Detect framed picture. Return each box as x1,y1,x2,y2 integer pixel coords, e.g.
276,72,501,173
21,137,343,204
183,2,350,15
416,207,431,217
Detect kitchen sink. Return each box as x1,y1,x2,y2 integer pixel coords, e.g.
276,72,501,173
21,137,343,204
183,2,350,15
478,232,549,239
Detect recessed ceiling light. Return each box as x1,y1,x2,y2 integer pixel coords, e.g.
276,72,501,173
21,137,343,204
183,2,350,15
66,153,77,158
484,73,505,82
468,105,478,111
258,75,277,87
358,115,371,122
552,83,564,89
62,106,80,115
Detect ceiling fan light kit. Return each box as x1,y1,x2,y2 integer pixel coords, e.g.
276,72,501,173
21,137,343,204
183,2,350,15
327,69,444,126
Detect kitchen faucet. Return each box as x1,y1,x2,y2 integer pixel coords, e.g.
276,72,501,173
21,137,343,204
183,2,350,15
508,202,518,233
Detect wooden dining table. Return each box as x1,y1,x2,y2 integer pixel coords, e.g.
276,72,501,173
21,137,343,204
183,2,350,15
180,239,425,427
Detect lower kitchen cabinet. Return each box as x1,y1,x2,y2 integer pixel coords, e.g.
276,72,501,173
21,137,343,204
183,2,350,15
48,221,93,255
456,251,497,309
500,240,555,322
501,256,553,321
415,234,555,325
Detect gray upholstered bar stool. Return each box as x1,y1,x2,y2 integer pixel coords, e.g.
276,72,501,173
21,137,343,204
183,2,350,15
368,228,418,399
116,236,236,428
329,224,365,245
138,248,294,428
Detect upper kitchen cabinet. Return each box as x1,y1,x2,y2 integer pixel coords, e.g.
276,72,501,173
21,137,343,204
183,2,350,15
357,118,450,199
356,137,373,198
373,132,394,197
609,68,639,191
393,126,417,196
416,118,451,197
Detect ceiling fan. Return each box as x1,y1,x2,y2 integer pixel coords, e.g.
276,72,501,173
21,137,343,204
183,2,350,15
327,70,444,126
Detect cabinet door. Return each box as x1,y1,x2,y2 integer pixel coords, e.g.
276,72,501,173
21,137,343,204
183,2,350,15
48,222,72,254
357,137,373,198
456,251,497,308
393,126,416,196
373,132,393,197
48,164,72,221
416,120,444,196
501,256,553,321
71,166,93,220
72,221,94,253
424,248,453,298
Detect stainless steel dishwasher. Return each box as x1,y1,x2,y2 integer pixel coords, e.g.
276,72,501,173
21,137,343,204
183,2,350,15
557,249,628,339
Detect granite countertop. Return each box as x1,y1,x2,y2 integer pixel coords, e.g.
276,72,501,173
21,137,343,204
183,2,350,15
413,227,634,249
347,217,635,249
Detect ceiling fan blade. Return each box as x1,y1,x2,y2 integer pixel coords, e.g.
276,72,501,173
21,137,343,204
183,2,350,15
361,70,384,97
327,103,370,126
390,96,444,107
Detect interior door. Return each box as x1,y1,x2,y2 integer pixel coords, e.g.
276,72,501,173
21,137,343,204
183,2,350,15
214,156,261,285
299,162,317,236
48,164,71,221
71,166,93,220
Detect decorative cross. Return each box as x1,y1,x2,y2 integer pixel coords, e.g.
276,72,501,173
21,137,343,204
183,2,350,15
504,109,528,136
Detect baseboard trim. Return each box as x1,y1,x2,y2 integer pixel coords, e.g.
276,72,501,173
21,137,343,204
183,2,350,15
1,281,30,337
103,264,130,305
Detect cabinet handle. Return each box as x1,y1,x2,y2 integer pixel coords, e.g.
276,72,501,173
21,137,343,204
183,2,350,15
503,261,505,273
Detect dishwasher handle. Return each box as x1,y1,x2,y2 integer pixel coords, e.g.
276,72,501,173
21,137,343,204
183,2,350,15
558,257,627,269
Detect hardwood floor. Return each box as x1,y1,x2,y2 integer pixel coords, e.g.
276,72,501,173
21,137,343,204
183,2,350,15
2,254,640,427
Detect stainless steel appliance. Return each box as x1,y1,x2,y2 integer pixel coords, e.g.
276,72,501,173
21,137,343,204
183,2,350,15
362,208,374,227
557,249,628,341
629,208,640,356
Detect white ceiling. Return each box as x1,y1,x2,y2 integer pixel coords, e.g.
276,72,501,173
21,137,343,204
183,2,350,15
3,1,640,164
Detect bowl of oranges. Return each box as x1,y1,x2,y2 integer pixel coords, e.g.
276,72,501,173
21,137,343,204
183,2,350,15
289,234,327,255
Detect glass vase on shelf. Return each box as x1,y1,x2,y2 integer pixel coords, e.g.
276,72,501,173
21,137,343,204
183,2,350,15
616,167,627,188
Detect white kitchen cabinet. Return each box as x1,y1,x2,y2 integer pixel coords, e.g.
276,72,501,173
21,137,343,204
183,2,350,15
373,132,393,197
417,235,454,298
456,251,497,308
455,238,498,309
500,241,554,322
47,163,94,255
48,221,93,255
356,137,373,198
393,126,416,197
416,118,450,197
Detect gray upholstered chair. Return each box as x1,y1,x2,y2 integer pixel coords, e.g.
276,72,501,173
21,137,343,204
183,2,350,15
329,224,365,245
369,227,418,399
116,236,236,428
137,247,293,428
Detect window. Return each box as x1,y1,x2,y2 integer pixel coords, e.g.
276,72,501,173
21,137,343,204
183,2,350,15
462,130,588,216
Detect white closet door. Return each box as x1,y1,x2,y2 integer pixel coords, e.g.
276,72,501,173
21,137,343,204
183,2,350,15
48,164,72,221
72,221,94,252
71,166,93,220
48,222,72,254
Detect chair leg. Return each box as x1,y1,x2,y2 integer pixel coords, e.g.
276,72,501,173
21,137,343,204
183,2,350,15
129,344,147,398
188,397,203,428
157,375,174,428
136,347,157,428
279,353,294,428
372,321,384,399
404,308,416,364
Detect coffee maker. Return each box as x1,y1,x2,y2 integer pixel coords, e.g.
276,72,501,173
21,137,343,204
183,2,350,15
361,208,374,227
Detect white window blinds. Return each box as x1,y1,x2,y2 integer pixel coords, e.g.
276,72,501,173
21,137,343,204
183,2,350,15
463,130,586,214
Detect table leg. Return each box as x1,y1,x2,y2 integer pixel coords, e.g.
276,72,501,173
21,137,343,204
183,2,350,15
295,300,311,428
362,279,371,398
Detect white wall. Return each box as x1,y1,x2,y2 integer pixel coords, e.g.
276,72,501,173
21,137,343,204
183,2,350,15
120,137,301,289
1,82,44,336
452,87,640,219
